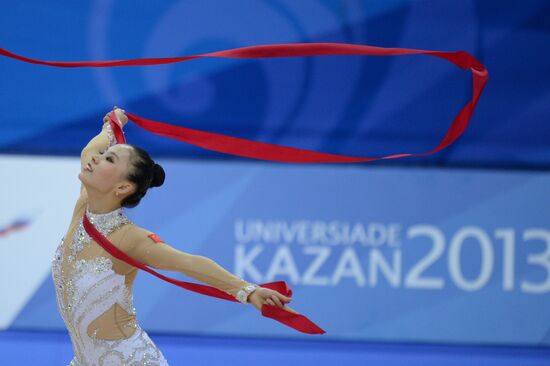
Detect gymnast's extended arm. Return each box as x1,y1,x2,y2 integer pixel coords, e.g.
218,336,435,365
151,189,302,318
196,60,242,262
123,226,294,311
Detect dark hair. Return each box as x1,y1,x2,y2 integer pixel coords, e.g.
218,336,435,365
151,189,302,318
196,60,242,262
121,144,165,208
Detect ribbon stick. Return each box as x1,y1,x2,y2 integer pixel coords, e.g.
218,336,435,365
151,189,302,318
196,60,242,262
1,43,488,163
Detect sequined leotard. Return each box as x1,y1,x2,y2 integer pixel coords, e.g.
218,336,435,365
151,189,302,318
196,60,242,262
51,117,254,365
51,207,169,365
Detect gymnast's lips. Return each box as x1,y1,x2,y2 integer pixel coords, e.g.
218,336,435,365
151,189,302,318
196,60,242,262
85,162,93,172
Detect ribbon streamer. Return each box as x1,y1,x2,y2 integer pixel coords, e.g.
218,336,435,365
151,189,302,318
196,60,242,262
82,211,325,334
1,41,489,333
105,112,324,334
1,42,488,163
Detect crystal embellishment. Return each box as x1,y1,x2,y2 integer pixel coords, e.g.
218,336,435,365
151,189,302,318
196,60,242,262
50,206,167,364
71,206,131,260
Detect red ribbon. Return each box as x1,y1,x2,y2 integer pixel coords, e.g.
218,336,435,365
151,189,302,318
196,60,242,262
1,42,488,163
109,113,126,144
82,211,325,334
2,41,489,334
107,112,327,334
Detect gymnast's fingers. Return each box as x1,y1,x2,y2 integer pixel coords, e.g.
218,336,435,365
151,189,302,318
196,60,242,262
271,294,284,308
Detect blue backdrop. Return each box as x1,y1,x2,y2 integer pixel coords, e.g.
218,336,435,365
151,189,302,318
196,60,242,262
1,0,548,168
9,158,550,346
1,0,549,350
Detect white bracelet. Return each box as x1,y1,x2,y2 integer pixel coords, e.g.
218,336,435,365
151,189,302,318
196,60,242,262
104,122,117,147
236,284,258,304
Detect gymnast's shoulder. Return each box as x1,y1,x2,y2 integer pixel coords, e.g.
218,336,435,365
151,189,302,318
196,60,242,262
123,223,168,248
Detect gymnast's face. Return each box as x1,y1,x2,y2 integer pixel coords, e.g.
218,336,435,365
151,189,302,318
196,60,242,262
79,144,136,197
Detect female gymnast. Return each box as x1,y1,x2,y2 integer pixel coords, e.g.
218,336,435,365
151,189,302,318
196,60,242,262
51,107,295,365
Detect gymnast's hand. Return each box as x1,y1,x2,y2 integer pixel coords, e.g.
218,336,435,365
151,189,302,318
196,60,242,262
247,286,298,314
102,106,128,127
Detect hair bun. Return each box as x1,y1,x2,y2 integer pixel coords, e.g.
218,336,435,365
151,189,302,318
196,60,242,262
151,163,165,188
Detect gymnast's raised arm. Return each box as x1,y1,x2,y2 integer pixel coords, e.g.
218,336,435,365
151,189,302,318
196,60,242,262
73,108,128,214
81,108,128,177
